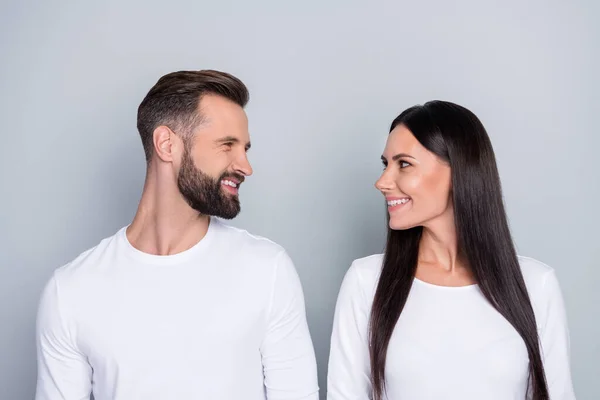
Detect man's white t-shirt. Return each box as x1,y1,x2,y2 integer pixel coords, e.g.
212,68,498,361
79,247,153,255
35,218,319,400
327,254,576,400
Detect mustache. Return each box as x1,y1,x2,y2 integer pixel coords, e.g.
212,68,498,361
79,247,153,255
219,172,245,185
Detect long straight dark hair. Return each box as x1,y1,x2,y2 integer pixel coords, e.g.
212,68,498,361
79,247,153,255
369,101,549,400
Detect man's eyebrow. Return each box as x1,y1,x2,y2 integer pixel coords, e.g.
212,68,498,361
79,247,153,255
216,136,251,150
215,136,239,143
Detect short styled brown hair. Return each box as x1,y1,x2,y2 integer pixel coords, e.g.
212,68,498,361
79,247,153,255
137,70,249,161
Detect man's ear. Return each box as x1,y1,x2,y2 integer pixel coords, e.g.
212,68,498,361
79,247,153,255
153,125,177,163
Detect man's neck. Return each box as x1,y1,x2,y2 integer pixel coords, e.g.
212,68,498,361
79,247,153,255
126,174,210,256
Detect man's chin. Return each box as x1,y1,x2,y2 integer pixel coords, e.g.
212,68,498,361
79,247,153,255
216,214,237,220
214,199,241,220
222,192,238,199
215,207,240,220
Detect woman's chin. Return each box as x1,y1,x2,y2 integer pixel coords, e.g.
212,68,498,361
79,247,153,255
389,220,417,231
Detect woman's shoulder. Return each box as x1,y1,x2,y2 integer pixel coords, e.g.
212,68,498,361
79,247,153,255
349,253,384,280
517,255,555,286
339,254,385,301
341,254,561,304
517,255,563,306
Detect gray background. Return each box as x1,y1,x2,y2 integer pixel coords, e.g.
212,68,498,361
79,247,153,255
1,0,598,399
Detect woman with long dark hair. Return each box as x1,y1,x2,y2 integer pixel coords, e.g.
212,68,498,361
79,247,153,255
327,101,575,400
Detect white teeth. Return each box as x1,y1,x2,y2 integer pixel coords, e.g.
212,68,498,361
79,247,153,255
222,180,237,188
388,199,410,206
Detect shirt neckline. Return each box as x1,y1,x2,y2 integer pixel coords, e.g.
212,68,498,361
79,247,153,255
119,217,219,266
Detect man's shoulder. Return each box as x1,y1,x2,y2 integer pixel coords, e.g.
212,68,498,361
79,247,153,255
215,220,285,258
52,229,121,287
213,221,299,290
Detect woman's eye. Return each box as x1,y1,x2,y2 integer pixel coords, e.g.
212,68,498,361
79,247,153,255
399,161,410,168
